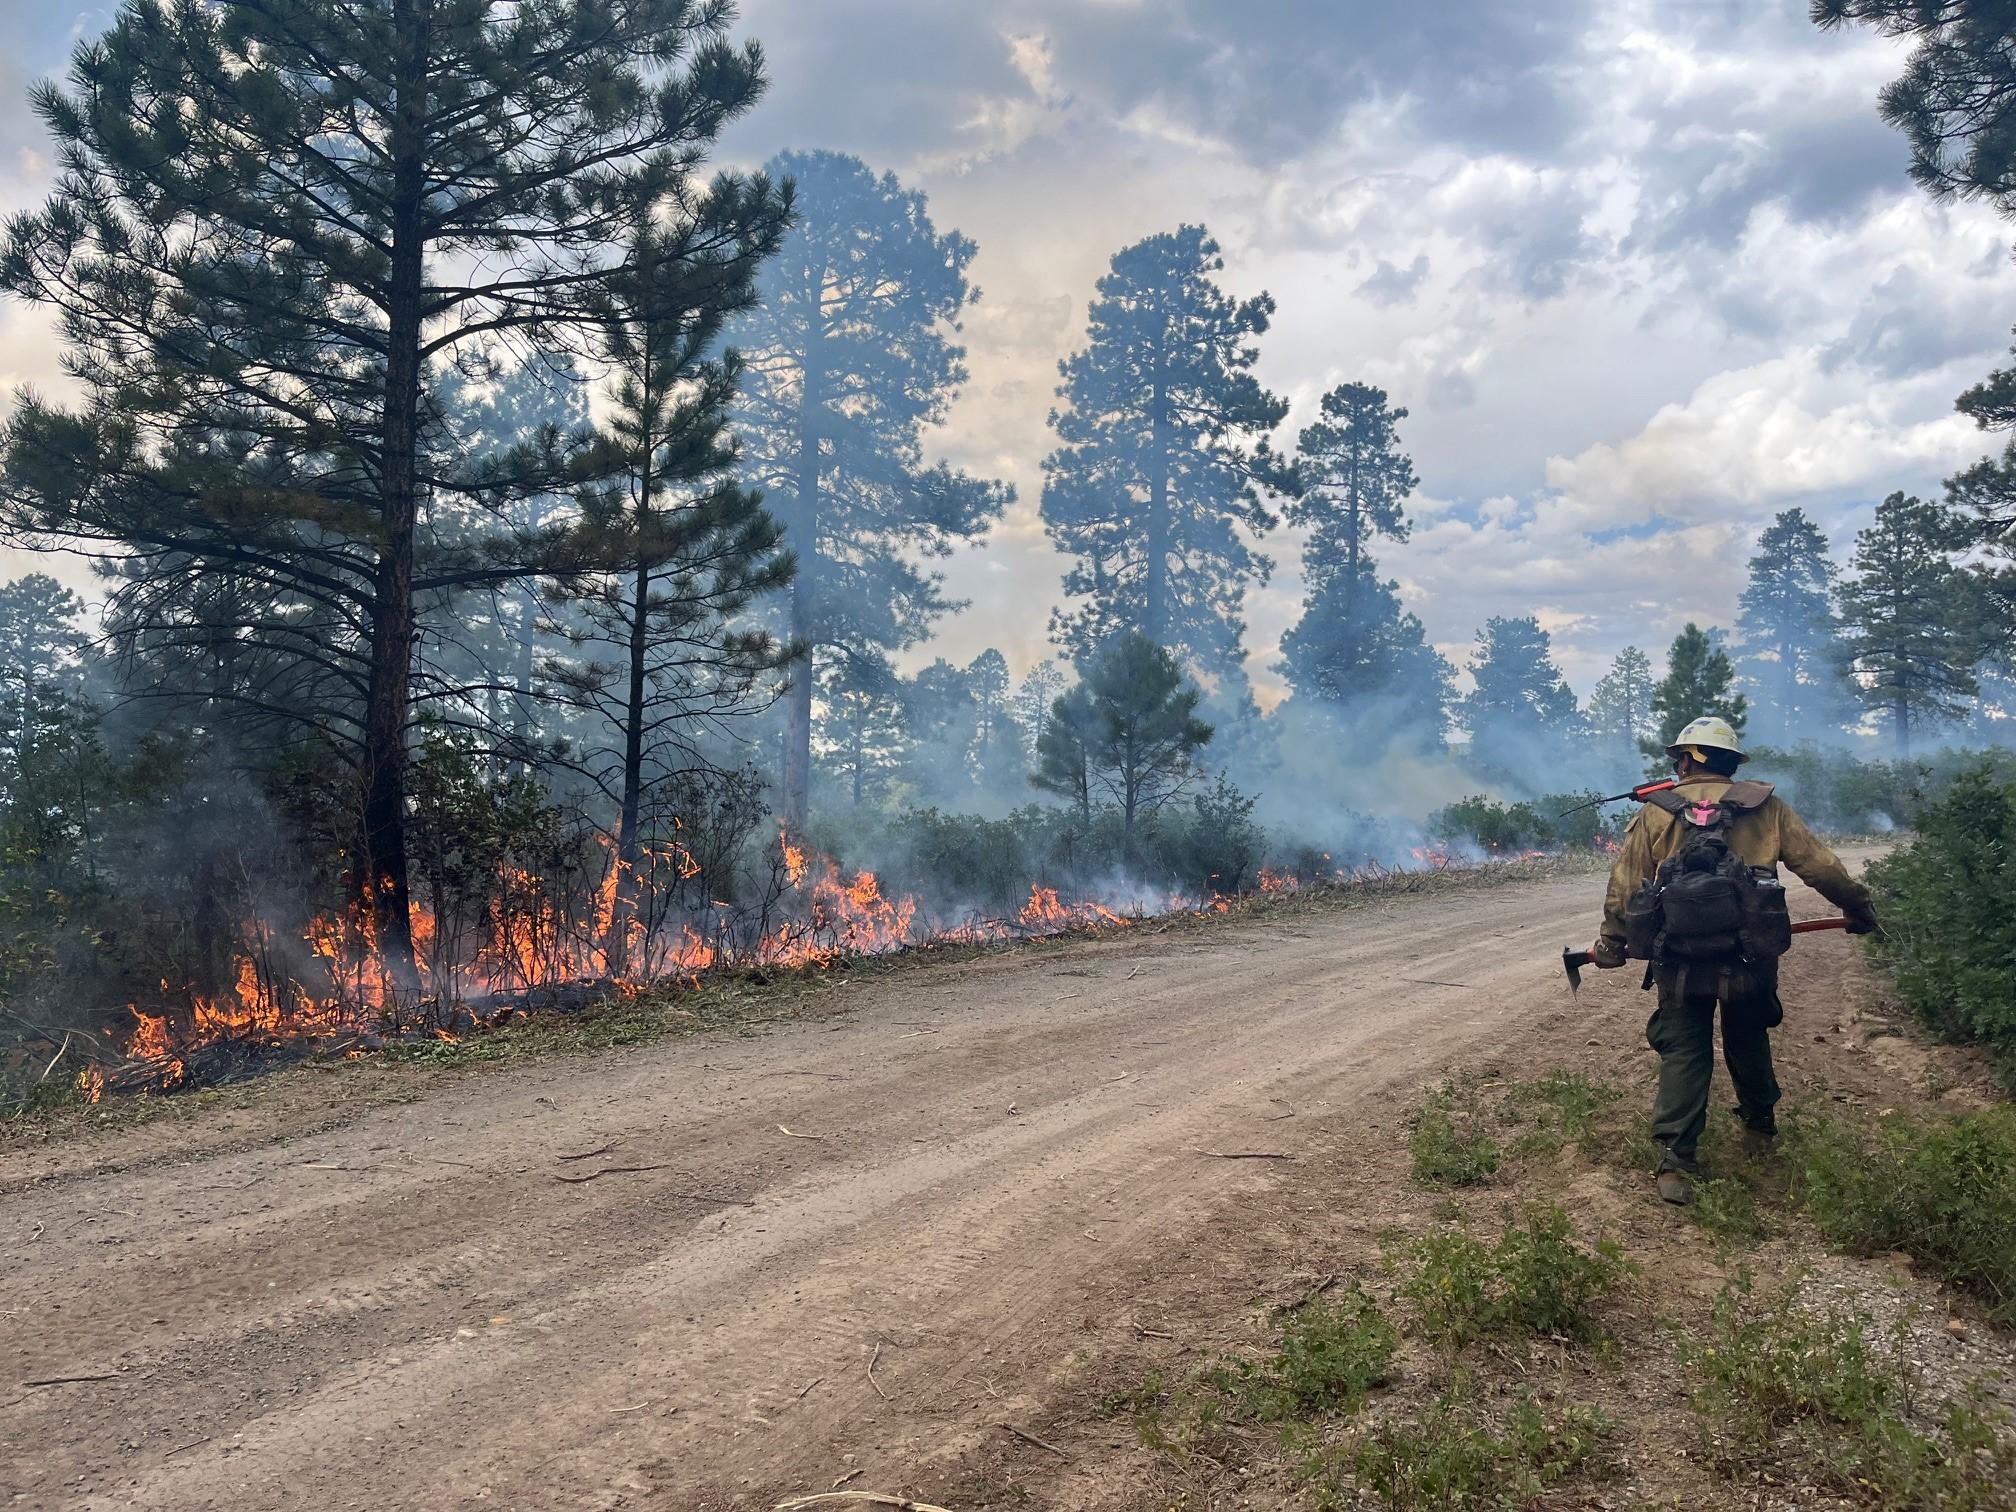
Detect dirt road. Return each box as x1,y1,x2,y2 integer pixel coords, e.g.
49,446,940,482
0,864,1851,1510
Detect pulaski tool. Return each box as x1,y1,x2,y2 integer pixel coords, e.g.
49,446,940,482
1564,911,1846,995
1561,917,1850,993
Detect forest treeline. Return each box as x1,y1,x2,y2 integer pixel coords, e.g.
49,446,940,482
0,3,2012,1092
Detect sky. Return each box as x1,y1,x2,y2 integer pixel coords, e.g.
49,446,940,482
0,1,2010,702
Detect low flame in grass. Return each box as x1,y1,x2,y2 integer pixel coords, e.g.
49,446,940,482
102,828,1554,1095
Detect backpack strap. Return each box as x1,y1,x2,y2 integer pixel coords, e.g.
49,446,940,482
1643,789,1692,817
1721,780,1774,810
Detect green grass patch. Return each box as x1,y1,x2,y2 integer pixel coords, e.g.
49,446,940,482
1787,1105,2016,1324
1126,1284,1400,1466
1409,1079,1501,1187
1503,1069,1621,1158
1681,1276,2015,1510
1309,1384,1611,1510
1399,1202,1630,1350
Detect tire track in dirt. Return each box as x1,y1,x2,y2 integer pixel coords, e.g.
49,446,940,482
3,869,1612,1510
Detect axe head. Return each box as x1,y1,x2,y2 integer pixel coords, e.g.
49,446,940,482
1562,946,1587,994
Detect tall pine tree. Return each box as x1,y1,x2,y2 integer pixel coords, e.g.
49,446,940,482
543,206,794,973
0,0,769,983
727,151,1011,829
1736,508,1848,744
1650,624,1748,748
1461,616,1582,767
1277,382,1448,738
1041,226,1289,690
1837,493,1983,753
1585,646,1656,774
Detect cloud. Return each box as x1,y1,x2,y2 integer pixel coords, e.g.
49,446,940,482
5,0,2014,714
1358,254,1430,307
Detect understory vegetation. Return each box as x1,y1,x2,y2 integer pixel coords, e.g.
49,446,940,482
1114,1063,2016,1510
1863,761,2016,1087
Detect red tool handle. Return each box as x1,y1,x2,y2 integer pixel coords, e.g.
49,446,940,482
1791,918,1849,935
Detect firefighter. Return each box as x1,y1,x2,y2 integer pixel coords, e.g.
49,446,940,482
1589,715,1880,1206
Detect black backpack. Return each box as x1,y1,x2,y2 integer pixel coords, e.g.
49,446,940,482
1622,782,1792,965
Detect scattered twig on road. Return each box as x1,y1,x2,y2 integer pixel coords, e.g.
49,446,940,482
23,1373,123,1388
1272,1274,1339,1316
27,1221,43,1242
1123,965,1146,980
413,1155,478,1170
1400,977,1475,989
795,1376,823,1402
556,1140,625,1162
163,1435,212,1458
760,1071,850,1080
1133,1323,1174,1340
1103,1071,1134,1085
1261,1099,1295,1122
999,1422,1072,1461
830,1468,864,1490
300,1163,369,1173
552,1165,667,1185
777,1125,828,1140
1195,1150,1295,1161
866,1339,891,1402
608,1402,651,1414
773,1493,953,1512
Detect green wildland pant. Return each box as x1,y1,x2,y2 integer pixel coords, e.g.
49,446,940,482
1645,961,1781,1175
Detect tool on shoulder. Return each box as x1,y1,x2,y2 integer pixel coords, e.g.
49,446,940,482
1562,917,1848,993
1555,778,1677,819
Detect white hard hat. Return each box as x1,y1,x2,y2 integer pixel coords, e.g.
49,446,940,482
1664,714,1747,764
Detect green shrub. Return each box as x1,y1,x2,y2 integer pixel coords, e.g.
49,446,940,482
1231,1284,1401,1421
1426,793,1622,855
1327,1388,1610,1510
1862,762,2016,1084
1687,1175,1766,1245
1788,1106,2016,1323
1681,1277,2015,1510
1410,1101,1501,1187
1401,1204,1630,1348
1504,1069,1621,1157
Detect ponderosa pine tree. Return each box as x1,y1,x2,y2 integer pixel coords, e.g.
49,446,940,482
1461,616,1582,766
1278,566,1453,741
1813,2,2016,211
0,0,770,985
819,663,909,811
1280,382,1416,686
965,649,1024,792
1650,624,1748,748
1033,633,1213,858
1736,508,1848,743
1042,226,1289,684
728,151,1010,829
1837,493,1984,754
1817,3,2016,661
1584,646,1656,774
543,205,794,974
1012,659,1068,768
0,574,89,778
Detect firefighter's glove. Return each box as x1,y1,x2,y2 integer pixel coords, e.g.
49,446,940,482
1590,936,1628,969
1844,907,1882,937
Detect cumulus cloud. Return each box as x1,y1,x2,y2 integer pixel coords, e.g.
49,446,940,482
4,1,2015,704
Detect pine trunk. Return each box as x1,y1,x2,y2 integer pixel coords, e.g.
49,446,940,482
353,0,428,993
1145,375,1169,644
782,335,822,830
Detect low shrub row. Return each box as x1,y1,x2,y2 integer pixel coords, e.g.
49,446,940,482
1862,762,2016,1087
